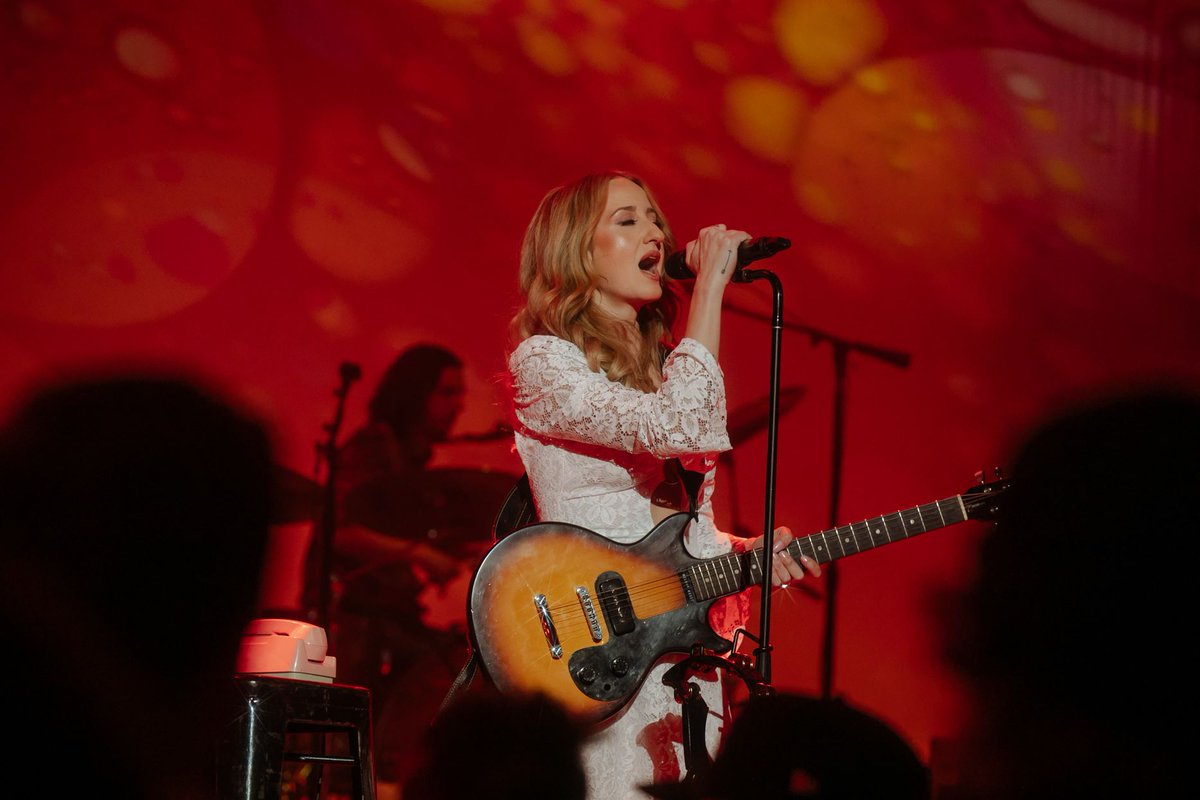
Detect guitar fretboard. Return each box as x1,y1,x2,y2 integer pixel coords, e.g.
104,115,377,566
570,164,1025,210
683,495,968,603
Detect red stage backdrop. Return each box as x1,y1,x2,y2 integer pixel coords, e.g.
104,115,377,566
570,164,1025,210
3,0,1198,766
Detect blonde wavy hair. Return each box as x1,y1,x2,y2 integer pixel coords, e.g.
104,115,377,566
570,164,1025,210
510,171,680,392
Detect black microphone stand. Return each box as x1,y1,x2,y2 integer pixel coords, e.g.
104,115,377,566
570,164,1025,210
723,302,910,699
654,645,775,795
658,264,786,791
663,240,795,681
655,247,912,797
311,361,362,636
734,267,787,686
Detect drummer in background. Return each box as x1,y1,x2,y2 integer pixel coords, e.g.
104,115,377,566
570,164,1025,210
322,343,470,798
335,343,466,573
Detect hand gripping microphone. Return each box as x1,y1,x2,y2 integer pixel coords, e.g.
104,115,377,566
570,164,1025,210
664,236,791,281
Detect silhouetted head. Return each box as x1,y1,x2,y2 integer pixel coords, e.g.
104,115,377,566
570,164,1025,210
404,690,589,800
944,386,1200,798
703,693,928,800
1,372,274,666
0,371,275,799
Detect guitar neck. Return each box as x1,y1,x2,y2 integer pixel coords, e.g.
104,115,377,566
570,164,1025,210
683,494,969,603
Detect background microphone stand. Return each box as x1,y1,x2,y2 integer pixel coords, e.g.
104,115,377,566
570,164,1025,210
310,361,362,636
723,302,911,699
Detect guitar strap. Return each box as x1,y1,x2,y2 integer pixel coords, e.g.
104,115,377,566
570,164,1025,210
491,472,535,539
435,645,480,720
674,461,704,520
435,461,702,719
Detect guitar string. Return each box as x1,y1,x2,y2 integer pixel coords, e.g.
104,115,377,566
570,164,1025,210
508,496,991,644
524,553,848,643
538,548,958,643
539,576,703,640
539,500,964,617
544,575,772,642
543,538,822,623
539,504,964,630
540,532,824,618
540,555,764,641
539,553,782,634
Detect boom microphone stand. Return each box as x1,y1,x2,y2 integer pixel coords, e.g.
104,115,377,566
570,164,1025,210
655,239,912,797
655,243,791,792
735,265,788,685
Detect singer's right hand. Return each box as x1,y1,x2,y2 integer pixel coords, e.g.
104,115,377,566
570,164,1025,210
684,223,751,293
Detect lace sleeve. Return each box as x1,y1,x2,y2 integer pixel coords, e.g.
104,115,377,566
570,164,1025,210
510,335,731,459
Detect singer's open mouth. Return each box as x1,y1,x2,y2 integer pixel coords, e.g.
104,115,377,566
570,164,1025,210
638,252,660,272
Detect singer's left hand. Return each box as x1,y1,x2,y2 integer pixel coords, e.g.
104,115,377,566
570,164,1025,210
746,526,821,587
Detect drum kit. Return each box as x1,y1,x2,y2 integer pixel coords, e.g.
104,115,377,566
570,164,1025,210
270,385,806,634
272,447,518,636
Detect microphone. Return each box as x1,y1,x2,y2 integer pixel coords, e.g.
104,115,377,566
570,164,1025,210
664,236,791,281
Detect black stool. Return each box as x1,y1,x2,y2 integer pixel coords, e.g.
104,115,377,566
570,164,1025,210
219,675,376,799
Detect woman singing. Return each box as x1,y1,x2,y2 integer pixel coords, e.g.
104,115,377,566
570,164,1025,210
506,171,820,798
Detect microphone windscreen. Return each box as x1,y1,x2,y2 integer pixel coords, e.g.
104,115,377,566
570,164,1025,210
663,236,791,280
664,252,694,281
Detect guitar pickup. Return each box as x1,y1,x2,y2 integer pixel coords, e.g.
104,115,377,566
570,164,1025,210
576,586,603,642
533,593,562,659
596,571,635,637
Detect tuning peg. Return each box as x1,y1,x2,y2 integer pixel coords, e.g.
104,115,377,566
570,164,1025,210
975,467,1004,485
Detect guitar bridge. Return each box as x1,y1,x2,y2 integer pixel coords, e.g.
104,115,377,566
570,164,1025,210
533,593,562,659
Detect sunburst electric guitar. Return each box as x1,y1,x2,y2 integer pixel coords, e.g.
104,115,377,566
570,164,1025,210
467,476,1009,725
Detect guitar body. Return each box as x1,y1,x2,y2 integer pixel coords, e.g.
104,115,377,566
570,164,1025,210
467,513,730,725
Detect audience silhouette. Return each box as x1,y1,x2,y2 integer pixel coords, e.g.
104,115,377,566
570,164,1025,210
673,692,929,800
6,371,1191,800
941,386,1198,799
715,693,928,799
403,689,590,800
1,372,275,800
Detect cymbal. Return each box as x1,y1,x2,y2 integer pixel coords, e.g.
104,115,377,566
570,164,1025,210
444,423,513,443
424,467,521,498
341,467,522,545
727,384,806,445
334,467,521,623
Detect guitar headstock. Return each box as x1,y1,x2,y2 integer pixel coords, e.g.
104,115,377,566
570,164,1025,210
962,468,1011,522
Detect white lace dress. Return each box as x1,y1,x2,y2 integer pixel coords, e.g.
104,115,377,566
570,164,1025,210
509,334,746,800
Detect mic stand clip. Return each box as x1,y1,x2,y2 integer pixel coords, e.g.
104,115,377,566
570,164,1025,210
661,643,776,787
